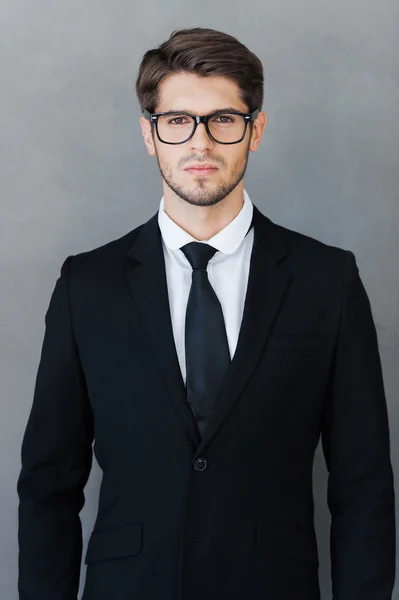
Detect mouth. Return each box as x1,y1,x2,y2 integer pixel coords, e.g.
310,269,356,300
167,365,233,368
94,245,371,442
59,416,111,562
184,167,219,176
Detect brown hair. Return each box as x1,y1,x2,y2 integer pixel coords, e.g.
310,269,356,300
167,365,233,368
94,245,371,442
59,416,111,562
135,27,264,114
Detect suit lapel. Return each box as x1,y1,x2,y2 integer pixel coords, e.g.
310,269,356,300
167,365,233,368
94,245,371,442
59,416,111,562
125,204,292,454
126,214,201,448
194,206,292,456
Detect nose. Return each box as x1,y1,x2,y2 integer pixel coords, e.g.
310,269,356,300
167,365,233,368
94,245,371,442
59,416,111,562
188,122,214,152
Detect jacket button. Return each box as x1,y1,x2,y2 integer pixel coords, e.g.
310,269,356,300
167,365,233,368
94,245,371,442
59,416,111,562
193,458,208,471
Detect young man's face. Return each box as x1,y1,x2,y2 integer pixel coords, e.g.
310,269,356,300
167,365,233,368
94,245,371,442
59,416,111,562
140,72,266,208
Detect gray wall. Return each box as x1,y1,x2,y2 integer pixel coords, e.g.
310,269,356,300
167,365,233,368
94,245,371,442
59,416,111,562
1,1,398,598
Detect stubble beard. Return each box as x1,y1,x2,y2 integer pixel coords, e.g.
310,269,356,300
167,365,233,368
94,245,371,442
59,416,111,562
154,140,251,208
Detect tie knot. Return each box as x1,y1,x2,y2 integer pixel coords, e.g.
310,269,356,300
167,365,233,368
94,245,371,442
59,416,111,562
180,242,218,270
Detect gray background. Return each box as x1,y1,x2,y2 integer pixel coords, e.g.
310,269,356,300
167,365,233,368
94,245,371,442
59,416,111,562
1,1,398,598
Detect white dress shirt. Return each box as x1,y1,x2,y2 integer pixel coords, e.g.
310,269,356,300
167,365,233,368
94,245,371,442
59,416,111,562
157,189,255,385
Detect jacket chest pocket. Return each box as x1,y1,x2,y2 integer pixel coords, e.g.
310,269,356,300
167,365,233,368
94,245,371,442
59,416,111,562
256,518,319,566
85,520,143,564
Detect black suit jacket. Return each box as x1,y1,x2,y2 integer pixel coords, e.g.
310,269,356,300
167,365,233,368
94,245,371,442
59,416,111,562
17,204,395,600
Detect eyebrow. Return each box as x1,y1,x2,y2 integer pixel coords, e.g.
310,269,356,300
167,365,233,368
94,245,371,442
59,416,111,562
161,107,245,115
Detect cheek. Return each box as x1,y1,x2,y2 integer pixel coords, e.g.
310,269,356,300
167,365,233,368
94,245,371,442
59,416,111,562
156,149,182,176
227,150,247,173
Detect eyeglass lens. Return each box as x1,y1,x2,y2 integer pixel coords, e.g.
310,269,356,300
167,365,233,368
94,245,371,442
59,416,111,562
157,113,247,144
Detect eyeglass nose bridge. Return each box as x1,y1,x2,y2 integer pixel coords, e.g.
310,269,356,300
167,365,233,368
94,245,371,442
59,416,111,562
190,115,213,142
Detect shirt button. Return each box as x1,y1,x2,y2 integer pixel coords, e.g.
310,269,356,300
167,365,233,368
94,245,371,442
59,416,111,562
193,458,208,471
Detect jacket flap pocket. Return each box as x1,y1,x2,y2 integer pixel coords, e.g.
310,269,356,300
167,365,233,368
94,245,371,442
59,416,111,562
267,334,324,351
256,518,319,566
85,520,143,564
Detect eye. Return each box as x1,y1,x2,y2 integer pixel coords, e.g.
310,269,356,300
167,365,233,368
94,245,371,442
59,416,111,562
212,115,236,124
168,116,190,125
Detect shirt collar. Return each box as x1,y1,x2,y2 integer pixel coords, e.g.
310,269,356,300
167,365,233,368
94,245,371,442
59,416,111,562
158,189,254,255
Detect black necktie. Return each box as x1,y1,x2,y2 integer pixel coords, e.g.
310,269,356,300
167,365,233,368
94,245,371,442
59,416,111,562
180,242,231,437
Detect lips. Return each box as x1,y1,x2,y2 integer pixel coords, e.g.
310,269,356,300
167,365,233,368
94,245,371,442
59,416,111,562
184,164,219,171
184,164,219,175
187,167,217,170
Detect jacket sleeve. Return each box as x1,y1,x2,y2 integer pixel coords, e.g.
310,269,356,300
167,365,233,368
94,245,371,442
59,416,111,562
321,250,396,599
17,255,94,600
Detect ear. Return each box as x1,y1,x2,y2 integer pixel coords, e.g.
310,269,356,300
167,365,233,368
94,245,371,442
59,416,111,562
140,116,156,156
249,111,267,152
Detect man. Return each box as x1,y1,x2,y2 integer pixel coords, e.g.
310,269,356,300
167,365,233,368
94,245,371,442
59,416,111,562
17,27,395,600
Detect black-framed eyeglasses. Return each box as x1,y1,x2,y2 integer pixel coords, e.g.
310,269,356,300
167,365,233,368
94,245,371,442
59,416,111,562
143,108,259,145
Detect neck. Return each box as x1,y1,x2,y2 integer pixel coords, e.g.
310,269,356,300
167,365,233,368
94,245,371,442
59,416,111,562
162,183,245,241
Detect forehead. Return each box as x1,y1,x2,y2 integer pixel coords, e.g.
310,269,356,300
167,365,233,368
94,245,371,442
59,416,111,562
156,72,247,113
